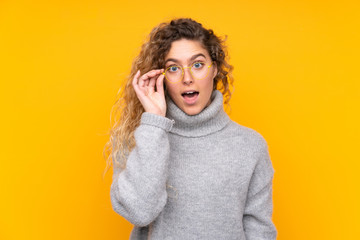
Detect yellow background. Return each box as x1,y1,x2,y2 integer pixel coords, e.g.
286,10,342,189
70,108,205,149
1,0,359,239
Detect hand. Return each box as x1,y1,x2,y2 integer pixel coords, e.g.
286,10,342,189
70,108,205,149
132,69,167,117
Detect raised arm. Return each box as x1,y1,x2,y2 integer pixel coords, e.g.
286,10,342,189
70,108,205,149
243,141,278,240
110,112,174,227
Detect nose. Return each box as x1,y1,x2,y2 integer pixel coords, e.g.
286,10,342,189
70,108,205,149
182,67,193,85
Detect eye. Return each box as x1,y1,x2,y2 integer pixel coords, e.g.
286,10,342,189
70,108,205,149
168,65,180,73
192,62,204,69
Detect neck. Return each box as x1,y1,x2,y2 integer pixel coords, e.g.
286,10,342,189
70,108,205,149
165,90,231,137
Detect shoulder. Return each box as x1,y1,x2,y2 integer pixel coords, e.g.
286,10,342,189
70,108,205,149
225,120,275,175
224,119,268,151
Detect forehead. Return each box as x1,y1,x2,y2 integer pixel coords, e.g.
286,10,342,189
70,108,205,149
165,39,210,61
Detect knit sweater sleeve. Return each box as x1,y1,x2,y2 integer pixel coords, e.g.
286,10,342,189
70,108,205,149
243,138,278,240
110,112,174,227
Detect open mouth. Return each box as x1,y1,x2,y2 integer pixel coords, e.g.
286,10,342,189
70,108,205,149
181,91,199,98
181,91,199,104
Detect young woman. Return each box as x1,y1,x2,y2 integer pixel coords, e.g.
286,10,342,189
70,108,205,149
106,18,277,239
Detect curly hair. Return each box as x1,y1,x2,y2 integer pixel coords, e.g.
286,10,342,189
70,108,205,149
102,18,234,178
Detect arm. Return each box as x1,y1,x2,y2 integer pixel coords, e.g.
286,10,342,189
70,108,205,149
243,141,277,240
110,112,174,227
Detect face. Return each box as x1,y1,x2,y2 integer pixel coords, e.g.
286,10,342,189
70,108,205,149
163,39,217,116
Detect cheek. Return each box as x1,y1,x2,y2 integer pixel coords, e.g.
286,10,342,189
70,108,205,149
203,76,214,89
164,82,178,97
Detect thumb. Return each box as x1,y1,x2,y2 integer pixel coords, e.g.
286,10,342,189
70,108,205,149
156,72,165,96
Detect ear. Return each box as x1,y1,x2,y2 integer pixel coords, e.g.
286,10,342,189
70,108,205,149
212,62,218,78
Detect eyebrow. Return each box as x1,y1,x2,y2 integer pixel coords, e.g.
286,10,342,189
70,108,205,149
164,53,207,65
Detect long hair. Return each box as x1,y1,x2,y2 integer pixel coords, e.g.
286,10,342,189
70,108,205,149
103,18,234,178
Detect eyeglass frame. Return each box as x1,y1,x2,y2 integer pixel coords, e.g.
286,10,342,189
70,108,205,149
162,61,214,84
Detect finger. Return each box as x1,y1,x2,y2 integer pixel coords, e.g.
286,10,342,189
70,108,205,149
138,71,151,88
145,75,153,87
156,72,165,96
132,70,141,92
139,69,163,81
132,70,140,85
141,69,163,88
138,74,147,88
132,70,141,96
148,74,157,89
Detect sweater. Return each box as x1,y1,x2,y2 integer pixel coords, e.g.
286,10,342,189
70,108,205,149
110,89,277,239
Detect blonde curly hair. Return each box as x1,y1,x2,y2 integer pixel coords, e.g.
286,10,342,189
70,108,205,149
103,18,234,178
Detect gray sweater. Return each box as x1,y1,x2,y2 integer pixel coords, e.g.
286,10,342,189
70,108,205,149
110,89,277,239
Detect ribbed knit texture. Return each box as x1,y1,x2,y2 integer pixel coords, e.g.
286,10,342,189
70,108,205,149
110,90,277,239
165,90,231,137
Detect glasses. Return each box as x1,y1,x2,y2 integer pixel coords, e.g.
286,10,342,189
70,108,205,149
162,61,213,84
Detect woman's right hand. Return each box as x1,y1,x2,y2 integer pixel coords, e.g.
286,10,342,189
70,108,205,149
132,69,167,117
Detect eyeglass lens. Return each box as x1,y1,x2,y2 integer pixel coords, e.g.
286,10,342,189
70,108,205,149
164,62,211,83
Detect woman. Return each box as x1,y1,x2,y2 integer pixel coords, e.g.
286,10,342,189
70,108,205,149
106,18,277,239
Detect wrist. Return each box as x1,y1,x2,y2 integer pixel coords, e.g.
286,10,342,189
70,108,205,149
140,112,174,131
145,110,166,117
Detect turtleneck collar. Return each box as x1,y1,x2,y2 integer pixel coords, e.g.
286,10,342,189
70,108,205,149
165,90,231,137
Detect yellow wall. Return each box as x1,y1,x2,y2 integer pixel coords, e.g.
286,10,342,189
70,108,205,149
1,0,359,239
